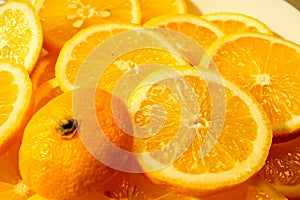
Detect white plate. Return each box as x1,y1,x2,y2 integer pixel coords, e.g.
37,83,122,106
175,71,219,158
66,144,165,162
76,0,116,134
187,0,300,44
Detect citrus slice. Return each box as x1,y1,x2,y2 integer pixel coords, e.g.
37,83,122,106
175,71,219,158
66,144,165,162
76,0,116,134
0,142,34,199
259,135,300,199
30,53,57,91
201,12,273,35
128,66,272,196
34,0,141,52
143,14,224,50
206,33,300,138
34,78,63,111
0,0,43,73
55,23,187,92
55,23,137,91
0,62,33,155
139,0,187,24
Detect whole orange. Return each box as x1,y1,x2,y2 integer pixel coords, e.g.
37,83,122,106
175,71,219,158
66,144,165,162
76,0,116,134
19,89,133,200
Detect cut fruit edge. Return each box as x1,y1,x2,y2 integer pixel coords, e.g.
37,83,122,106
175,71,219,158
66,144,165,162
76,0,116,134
130,67,272,195
201,12,273,35
0,63,33,154
55,23,139,92
34,0,141,51
205,32,300,138
143,14,224,38
55,23,190,92
0,0,43,73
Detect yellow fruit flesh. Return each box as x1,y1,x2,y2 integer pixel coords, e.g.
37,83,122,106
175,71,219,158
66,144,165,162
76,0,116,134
209,34,300,136
134,76,258,174
139,0,187,24
64,29,130,85
0,63,33,155
55,24,137,91
0,71,17,126
159,22,220,50
130,68,272,196
211,20,260,34
0,1,42,72
98,49,186,93
36,0,141,50
143,15,224,50
0,9,32,67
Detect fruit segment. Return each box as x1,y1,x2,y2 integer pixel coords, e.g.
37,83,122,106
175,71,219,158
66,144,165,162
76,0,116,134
0,0,42,73
129,67,272,196
207,33,300,138
35,0,141,51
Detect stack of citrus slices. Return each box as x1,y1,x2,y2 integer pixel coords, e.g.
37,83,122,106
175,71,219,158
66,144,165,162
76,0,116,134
0,0,300,199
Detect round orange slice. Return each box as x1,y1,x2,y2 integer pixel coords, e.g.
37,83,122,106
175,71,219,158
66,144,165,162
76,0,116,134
128,66,272,196
206,33,300,138
143,14,224,50
55,23,137,92
34,0,141,52
0,0,43,73
55,23,187,92
201,12,273,35
0,62,33,155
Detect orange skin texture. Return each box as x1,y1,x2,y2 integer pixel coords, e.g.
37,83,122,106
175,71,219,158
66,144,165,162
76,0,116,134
19,89,133,200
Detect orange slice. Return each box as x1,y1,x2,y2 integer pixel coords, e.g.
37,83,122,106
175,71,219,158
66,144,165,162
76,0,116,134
34,78,63,111
55,23,136,91
55,23,187,92
34,0,141,52
259,135,300,199
0,0,43,73
139,0,187,24
201,12,273,35
143,14,224,50
206,33,300,138
128,66,272,196
30,53,57,91
0,62,33,155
